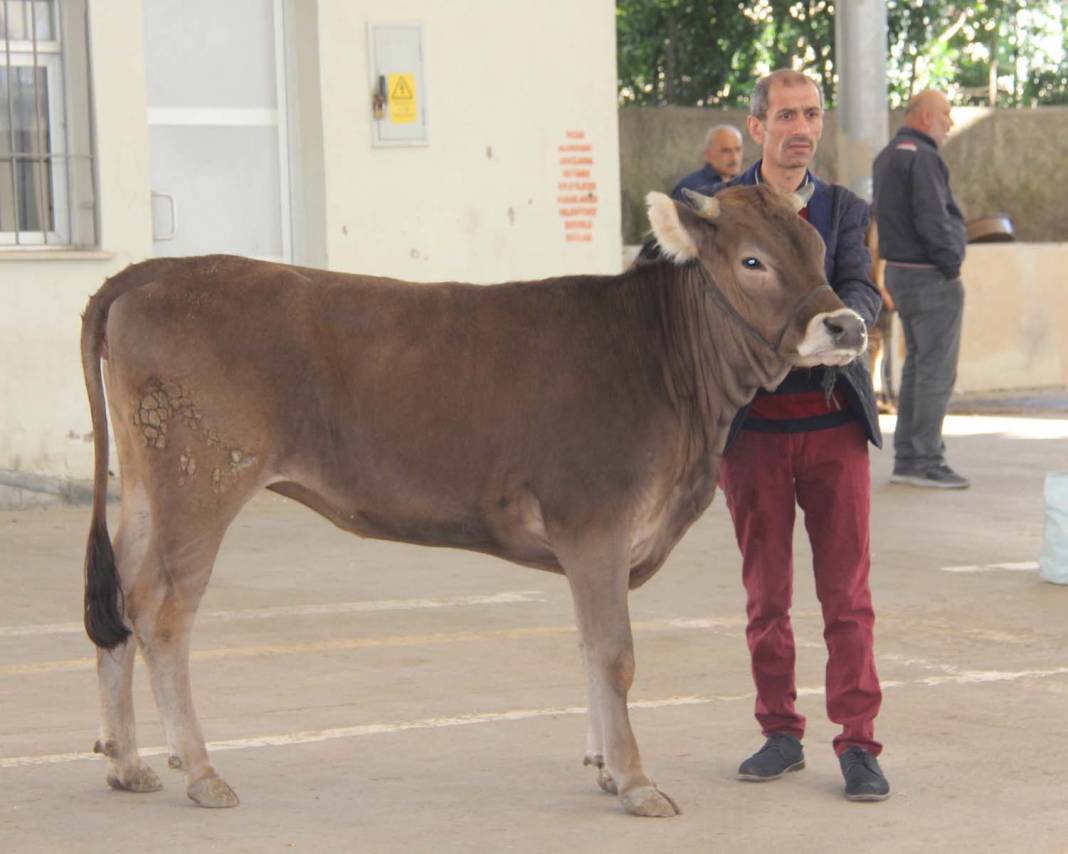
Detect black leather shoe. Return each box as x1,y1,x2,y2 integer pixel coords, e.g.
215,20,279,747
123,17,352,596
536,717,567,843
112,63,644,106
839,746,890,801
890,463,970,489
736,733,805,781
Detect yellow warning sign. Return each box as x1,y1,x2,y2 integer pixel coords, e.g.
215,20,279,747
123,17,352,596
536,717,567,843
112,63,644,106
388,73,417,124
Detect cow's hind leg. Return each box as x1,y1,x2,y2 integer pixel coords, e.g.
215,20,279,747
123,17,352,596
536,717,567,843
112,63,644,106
561,540,679,817
95,486,162,793
119,461,262,810
96,640,162,793
131,519,241,808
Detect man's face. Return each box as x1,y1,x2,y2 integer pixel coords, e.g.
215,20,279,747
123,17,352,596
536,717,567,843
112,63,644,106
746,80,823,171
927,95,954,146
704,129,743,179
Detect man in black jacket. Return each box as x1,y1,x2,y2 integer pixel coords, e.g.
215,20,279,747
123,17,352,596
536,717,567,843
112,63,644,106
872,90,969,489
711,69,890,802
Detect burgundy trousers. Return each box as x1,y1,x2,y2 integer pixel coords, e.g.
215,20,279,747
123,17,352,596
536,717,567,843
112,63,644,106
718,420,883,756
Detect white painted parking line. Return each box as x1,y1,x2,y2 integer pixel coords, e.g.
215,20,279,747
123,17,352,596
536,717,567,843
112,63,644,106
0,591,549,639
877,652,1068,686
941,561,1038,574
0,695,740,769
4,665,1067,770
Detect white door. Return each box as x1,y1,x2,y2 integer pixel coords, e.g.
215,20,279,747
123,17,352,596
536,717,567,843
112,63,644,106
144,0,290,260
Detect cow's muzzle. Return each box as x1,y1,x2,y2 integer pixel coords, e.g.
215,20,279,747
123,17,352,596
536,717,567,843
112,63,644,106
794,308,868,367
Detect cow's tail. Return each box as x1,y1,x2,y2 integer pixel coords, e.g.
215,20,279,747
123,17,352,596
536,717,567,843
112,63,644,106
81,259,178,649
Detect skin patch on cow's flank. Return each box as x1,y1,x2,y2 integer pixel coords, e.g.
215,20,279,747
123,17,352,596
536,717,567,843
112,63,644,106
210,449,257,495
133,376,255,495
131,377,202,449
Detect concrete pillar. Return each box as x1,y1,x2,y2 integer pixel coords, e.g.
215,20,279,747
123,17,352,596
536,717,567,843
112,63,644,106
834,2,888,201
282,0,328,269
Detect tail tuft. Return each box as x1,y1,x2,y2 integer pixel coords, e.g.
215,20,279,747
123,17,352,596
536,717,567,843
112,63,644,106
83,521,131,649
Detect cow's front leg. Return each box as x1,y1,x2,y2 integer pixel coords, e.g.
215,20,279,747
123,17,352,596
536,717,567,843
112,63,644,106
579,642,616,794
563,543,679,817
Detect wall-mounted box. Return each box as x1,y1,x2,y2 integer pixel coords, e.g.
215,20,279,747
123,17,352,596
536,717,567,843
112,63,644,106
368,23,428,146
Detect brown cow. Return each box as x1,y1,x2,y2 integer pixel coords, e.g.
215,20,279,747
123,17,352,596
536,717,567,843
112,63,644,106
81,184,867,817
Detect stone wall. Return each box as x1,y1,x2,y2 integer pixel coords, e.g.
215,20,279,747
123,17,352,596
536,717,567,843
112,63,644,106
619,107,1068,245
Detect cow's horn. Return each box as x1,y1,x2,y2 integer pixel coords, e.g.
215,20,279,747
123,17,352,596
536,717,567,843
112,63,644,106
787,182,815,212
681,188,720,219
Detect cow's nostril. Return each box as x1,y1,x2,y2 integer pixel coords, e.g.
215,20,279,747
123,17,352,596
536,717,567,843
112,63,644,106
823,318,845,339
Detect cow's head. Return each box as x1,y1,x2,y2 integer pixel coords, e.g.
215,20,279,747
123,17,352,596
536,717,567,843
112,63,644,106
645,184,866,369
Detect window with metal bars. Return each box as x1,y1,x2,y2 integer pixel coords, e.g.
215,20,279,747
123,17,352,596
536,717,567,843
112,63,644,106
1,0,95,248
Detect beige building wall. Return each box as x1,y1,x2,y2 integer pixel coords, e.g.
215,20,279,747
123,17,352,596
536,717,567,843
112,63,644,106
0,2,153,485
312,0,621,283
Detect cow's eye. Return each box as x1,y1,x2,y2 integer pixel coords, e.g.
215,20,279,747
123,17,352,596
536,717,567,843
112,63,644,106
741,257,764,270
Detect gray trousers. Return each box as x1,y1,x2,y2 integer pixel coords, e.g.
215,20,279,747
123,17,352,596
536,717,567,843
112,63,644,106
885,266,964,470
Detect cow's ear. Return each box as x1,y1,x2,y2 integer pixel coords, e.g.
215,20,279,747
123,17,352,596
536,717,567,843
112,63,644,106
646,191,708,263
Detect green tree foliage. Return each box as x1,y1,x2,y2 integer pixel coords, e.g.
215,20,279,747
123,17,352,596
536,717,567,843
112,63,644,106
617,0,1068,107
616,0,835,107
886,0,1068,106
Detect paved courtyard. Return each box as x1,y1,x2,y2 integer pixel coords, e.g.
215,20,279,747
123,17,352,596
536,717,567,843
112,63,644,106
2,411,1067,853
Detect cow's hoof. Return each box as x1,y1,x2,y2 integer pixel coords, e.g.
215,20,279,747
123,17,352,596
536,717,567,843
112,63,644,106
106,764,163,793
620,785,681,817
187,776,240,808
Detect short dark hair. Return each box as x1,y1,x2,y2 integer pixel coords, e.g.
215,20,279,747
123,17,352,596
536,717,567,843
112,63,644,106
750,70,824,120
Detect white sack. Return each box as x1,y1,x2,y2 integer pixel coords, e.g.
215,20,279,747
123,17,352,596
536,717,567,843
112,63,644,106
1039,472,1068,585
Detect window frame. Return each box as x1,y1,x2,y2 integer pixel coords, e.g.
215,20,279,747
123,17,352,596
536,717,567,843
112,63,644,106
1,0,92,250
0,51,70,244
